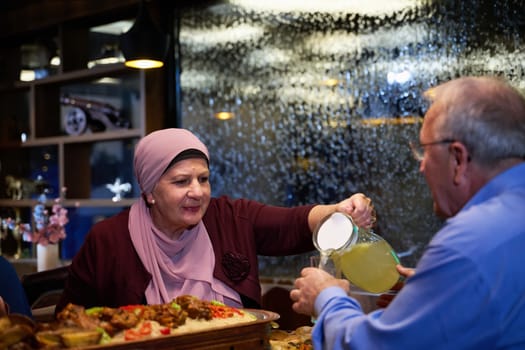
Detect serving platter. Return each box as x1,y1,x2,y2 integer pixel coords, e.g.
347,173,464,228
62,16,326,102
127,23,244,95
80,309,279,350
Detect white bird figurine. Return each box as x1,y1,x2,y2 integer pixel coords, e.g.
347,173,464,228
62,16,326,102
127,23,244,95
106,178,132,202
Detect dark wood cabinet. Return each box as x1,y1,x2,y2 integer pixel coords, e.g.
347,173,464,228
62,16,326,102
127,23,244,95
0,13,165,259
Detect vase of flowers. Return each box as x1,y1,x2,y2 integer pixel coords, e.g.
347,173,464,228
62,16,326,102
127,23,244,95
22,189,69,271
36,243,61,271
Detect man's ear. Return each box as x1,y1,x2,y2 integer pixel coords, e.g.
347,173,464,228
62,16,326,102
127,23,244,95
451,142,470,185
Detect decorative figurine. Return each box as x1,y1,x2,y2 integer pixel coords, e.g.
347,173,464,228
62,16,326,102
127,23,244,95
105,178,132,202
5,175,23,200
4,175,49,200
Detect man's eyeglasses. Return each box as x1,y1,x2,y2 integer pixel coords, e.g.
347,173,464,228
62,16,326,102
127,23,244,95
409,139,456,162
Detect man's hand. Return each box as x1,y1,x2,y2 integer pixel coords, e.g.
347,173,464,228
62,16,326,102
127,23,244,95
376,265,415,308
290,267,350,316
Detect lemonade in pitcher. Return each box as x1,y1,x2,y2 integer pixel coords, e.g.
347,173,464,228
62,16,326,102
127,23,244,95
313,212,401,294
333,239,400,294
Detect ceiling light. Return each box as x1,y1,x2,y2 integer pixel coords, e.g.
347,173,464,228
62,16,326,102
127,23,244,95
230,0,417,16
87,44,124,69
120,1,169,69
215,111,235,120
320,78,339,87
50,56,61,66
387,70,412,84
20,70,36,82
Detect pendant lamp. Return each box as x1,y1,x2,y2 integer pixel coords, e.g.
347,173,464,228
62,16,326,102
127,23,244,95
120,0,169,69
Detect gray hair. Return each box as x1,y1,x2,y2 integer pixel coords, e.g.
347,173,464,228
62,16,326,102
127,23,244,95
424,76,525,167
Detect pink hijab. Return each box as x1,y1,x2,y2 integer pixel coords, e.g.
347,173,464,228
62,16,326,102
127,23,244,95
129,128,241,306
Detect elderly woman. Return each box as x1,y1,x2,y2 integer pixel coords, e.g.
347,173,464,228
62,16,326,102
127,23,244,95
57,128,375,311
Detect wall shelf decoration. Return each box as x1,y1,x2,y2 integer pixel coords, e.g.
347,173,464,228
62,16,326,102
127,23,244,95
0,19,166,260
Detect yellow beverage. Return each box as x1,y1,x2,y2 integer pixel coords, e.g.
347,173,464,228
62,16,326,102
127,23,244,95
335,240,400,294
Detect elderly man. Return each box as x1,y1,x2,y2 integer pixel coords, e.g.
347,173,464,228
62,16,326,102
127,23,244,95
290,76,525,349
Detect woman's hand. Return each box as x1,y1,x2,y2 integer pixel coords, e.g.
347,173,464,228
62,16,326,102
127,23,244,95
307,193,375,232
376,265,415,308
336,193,376,228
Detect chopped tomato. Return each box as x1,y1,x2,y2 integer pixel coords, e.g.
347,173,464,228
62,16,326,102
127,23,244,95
120,304,145,316
139,321,152,335
124,329,142,341
123,322,152,341
160,327,171,335
208,304,243,319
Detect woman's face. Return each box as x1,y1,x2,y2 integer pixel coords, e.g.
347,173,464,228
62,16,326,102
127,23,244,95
147,158,211,238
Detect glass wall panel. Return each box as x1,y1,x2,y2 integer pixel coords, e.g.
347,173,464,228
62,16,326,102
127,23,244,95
179,0,525,276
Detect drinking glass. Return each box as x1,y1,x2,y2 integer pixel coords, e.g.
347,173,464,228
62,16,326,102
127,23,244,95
309,254,340,277
308,254,340,323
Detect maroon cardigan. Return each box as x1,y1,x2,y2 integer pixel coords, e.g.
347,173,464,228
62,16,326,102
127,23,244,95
57,196,315,311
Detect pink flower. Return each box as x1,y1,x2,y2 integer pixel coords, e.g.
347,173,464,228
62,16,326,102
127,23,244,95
2,188,68,246
29,188,68,245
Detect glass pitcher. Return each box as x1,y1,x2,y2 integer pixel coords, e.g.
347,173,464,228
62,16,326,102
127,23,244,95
313,212,401,294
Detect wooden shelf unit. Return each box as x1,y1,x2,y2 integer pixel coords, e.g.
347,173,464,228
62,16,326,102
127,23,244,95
0,18,166,259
